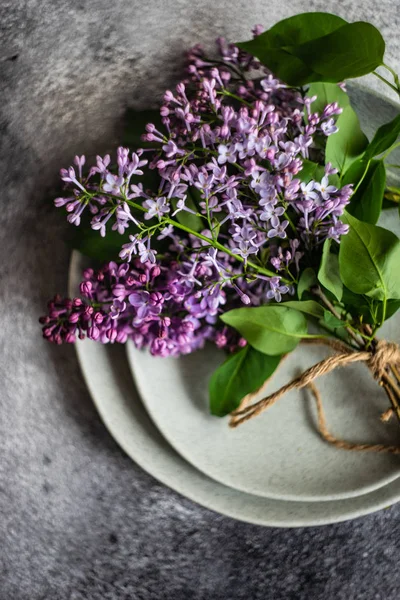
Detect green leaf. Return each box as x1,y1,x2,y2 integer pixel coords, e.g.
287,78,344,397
342,285,365,308
237,16,384,86
259,12,347,45
340,287,377,325
323,312,344,329
306,82,350,115
281,300,325,319
342,156,367,185
209,347,281,417
297,160,325,184
385,299,400,320
291,22,385,82
364,114,400,160
339,211,400,300
341,286,367,308
325,106,369,173
347,160,386,224
297,267,318,298
318,239,343,301
237,13,347,86
221,306,308,355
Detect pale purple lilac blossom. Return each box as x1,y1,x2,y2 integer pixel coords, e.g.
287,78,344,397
45,29,353,355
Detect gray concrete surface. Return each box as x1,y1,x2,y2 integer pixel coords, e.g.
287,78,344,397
1,1,400,598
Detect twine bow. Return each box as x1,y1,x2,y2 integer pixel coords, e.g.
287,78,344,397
229,338,400,454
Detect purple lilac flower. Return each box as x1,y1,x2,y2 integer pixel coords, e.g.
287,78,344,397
314,176,338,201
143,197,170,220
48,26,353,352
40,260,255,355
266,277,290,302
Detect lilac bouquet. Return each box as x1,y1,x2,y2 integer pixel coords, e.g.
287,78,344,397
41,13,400,441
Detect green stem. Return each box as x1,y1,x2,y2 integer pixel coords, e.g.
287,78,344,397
92,192,287,282
312,286,364,348
218,89,252,108
352,159,371,194
164,216,282,279
284,210,297,236
382,62,400,92
381,141,400,161
381,295,387,327
373,71,399,95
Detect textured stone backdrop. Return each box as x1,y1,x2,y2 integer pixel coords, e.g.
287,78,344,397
1,1,400,598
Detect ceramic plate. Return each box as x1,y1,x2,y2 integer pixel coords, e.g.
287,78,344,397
70,251,400,525
127,303,400,502
71,253,400,526
126,85,400,502
70,84,400,524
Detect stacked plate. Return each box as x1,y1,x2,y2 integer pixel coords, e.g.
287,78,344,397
70,248,400,527
69,85,400,527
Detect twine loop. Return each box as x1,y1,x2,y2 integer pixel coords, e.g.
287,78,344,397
229,338,400,455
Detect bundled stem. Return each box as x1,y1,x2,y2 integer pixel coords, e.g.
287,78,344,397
229,286,400,451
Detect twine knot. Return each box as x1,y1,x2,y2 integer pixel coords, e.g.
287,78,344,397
368,340,400,380
229,338,400,455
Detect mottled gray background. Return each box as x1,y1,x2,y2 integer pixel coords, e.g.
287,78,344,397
1,1,400,598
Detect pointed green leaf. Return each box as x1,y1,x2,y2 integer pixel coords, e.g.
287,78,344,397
346,160,386,224
364,114,400,160
297,267,318,299
237,16,384,85
291,22,385,82
221,306,308,355
281,300,325,319
339,211,400,300
385,299,400,321
318,239,343,301
306,82,350,115
236,13,347,86
326,106,369,173
209,347,281,417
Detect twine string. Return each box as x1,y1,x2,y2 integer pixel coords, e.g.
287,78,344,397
229,339,400,454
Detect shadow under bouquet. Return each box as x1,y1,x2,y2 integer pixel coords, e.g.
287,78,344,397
41,13,400,450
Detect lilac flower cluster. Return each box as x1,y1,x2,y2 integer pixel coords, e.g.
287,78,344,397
44,29,354,355
40,260,246,355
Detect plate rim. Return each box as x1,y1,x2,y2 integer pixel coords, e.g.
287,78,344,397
127,341,400,502
70,251,400,526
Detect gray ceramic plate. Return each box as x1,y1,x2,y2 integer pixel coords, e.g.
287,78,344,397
126,85,400,503
69,84,400,525
127,303,400,502
70,251,400,526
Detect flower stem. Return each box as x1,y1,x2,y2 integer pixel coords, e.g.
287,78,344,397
382,63,400,93
380,142,400,162
312,286,364,348
96,192,287,282
218,89,252,108
352,159,371,194
373,71,400,95
164,215,283,280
